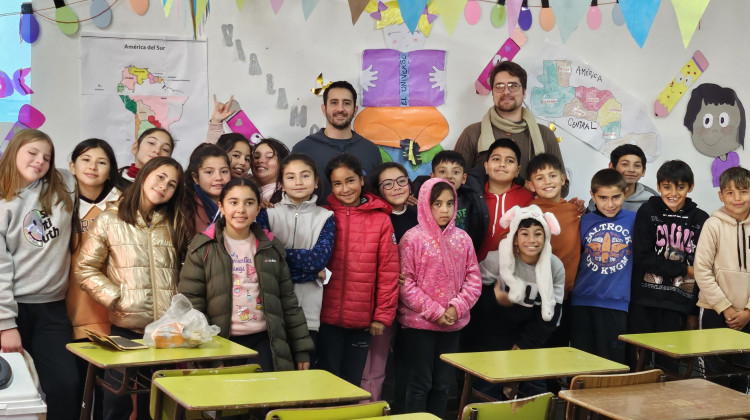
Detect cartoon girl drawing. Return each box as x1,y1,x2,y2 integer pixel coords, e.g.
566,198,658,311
684,83,745,187
354,0,448,178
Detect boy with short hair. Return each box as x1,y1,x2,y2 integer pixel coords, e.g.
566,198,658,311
630,160,708,369
571,169,636,364
695,167,750,390
587,144,657,213
476,138,533,263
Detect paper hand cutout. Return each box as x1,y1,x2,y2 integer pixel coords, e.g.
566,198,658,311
360,64,379,91
428,66,446,91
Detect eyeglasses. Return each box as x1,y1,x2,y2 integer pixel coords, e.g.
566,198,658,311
379,176,409,190
492,82,522,93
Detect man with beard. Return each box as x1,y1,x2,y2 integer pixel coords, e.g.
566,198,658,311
294,81,382,204
454,61,568,195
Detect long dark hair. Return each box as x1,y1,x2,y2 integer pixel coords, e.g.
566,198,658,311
71,138,129,193
183,143,230,234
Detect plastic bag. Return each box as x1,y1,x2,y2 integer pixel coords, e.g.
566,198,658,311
143,294,220,348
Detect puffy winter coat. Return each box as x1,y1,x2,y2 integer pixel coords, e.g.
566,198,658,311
322,192,399,329
74,201,177,333
178,220,314,371
398,179,482,332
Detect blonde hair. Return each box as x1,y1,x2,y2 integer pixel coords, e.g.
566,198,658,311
365,0,438,37
0,129,73,215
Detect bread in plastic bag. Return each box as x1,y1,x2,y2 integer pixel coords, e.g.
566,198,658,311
143,294,221,348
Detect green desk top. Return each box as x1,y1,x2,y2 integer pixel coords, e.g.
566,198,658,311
153,369,371,410
66,336,257,368
619,328,750,358
441,347,628,383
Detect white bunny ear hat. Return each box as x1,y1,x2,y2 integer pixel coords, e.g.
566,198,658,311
497,205,561,321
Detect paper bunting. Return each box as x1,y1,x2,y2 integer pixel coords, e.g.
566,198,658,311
90,0,113,28
490,0,506,28
612,0,625,26
506,0,522,37
588,0,601,30
310,73,332,95
302,0,320,20
539,0,555,32
552,0,589,43
464,0,481,25
400,0,429,33
190,0,210,39
236,0,246,10
619,0,661,47
163,0,174,17
54,0,79,35
518,0,532,31
671,0,710,48
19,3,40,44
435,0,466,34
348,0,369,24
271,0,284,14
130,0,148,15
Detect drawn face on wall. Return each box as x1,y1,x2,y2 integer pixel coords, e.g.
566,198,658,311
691,101,742,158
382,23,425,52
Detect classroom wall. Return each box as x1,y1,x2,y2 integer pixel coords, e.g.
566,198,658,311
6,0,750,210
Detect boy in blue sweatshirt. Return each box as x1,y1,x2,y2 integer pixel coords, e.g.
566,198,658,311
571,168,635,364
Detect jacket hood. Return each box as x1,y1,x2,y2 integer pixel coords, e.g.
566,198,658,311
278,192,320,211
191,219,276,254
417,178,458,238
307,128,364,147
712,207,750,225
647,195,699,215
326,191,393,214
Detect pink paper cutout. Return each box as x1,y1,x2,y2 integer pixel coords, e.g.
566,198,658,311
587,5,601,29
13,68,32,95
506,0,523,37
464,0,481,25
270,0,283,14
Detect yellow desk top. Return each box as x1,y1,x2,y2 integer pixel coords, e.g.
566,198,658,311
441,347,628,383
66,336,257,368
153,369,371,410
358,414,440,420
559,378,750,420
619,328,750,358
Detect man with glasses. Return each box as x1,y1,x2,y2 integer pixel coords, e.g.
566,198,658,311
454,61,567,195
294,80,382,204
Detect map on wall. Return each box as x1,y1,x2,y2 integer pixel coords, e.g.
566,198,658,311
526,43,660,161
80,34,207,166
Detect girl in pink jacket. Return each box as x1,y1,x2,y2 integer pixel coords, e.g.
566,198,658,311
398,178,482,417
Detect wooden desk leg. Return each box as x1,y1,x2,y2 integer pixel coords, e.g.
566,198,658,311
173,404,185,420
457,372,474,420
635,347,646,372
79,363,99,420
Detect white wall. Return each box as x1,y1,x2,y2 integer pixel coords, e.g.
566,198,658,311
10,0,750,210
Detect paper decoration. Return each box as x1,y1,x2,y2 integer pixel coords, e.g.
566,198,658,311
236,0,246,10
619,0,661,47
266,74,276,94
276,88,288,109
506,0,522,37
221,24,233,46
475,28,526,95
354,107,449,150
236,39,245,60
289,105,307,127
612,0,625,26
362,49,446,107
539,0,554,32
400,0,428,33
435,0,466,34
654,50,708,117
464,0,481,25
162,0,174,17
518,0,532,30
671,0,711,48
491,0,506,28
310,73,331,95
587,0,601,30
191,0,210,38
301,0,320,20
54,0,79,35
13,68,33,95
130,0,148,15
19,3,39,44
2,105,46,156
552,0,589,43
227,110,263,145
271,0,284,14
90,0,113,28
0,72,13,98
348,0,369,25
684,84,744,187
249,53,261,75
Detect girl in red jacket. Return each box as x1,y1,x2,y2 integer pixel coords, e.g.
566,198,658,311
318,153,399,386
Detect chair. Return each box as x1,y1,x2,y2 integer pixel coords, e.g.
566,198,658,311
150,363,262,420
566,368,665,420
461,392,554,420
265,400,390,419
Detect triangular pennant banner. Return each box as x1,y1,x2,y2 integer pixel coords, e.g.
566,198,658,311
671,0,710,48
271,0,283,14
236,0,245,10
192,0,209,38
619,0,661,47
506,0,523,37
552,0,590,42
348,0,369,25
399,0,428,33
301,0,319,20
435,0,466,34
163,0,174,17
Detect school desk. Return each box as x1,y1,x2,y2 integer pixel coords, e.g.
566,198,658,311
67,336,257,420
440,346,629,419
152,369,371,420
619,328,750,377
559,378,750,420
356,414,440,420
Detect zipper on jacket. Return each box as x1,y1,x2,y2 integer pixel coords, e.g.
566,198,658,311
491,193,500,236
148,224,157,322
292,210,299,248
339,206,350,325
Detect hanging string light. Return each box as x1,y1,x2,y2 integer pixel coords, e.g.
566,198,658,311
19,2,40,43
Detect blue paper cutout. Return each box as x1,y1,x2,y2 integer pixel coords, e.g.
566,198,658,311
619,0,661,47
399,0,428,34
301,0,319,20
552,0,590,43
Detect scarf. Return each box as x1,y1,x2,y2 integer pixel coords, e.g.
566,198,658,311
195,185,220,224
126,163,140,179
478,106,545,157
